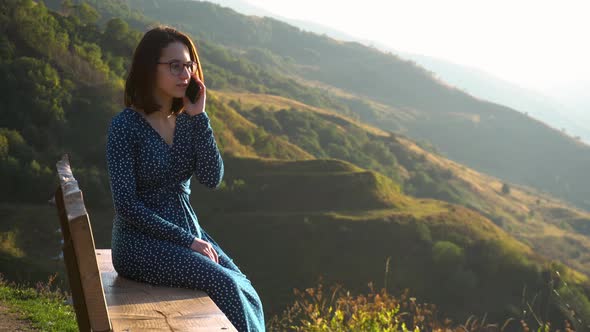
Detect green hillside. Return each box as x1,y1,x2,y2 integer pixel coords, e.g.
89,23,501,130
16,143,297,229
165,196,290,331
210,157,405,212
215,91,590,282
2,0,590,329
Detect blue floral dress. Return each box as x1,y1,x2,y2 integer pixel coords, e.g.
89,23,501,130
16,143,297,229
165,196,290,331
106,107,265,331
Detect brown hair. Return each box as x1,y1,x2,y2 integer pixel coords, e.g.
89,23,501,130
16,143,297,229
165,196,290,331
124,25,204,115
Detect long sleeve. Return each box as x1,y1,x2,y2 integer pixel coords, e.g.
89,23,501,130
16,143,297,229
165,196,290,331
106,116,195,248
187,111,224,189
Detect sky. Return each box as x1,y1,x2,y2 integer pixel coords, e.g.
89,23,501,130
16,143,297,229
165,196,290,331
241,0,589,99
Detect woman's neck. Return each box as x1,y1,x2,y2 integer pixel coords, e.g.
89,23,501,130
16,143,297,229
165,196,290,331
150,91,173,120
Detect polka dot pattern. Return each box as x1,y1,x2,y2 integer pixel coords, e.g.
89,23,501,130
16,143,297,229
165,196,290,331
106,107,265,331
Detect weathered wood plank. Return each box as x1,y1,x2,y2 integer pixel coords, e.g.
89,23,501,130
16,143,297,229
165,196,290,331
70,215,111,331
96,250,237,332
55,185,91,331
56,154,112,332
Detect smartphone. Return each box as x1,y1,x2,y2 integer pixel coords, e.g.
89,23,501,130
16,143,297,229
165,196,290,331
185,76,201,103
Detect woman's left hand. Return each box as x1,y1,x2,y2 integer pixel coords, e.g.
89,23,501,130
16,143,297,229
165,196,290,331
182,72,207,116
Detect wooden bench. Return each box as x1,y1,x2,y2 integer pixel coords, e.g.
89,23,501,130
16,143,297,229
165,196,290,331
54,154,236,331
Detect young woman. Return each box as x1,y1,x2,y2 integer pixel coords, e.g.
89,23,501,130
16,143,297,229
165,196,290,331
105,25,265,331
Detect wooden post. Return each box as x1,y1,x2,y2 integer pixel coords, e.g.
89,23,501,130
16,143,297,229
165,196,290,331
55,154,112,332
55,185,92,332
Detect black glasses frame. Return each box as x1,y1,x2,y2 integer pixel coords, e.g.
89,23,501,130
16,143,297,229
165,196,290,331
156,60,196,76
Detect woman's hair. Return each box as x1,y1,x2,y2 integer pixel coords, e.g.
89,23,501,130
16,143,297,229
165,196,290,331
124,25,204,115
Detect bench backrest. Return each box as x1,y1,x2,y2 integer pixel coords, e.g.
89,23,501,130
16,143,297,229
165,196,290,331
55,154,112,332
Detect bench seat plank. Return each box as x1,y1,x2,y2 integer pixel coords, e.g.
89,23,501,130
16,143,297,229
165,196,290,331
96,249,236,331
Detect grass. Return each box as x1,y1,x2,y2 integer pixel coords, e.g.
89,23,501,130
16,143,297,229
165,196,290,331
267,277,578,332
324,200,447,221
215,90,392,137
0,230,24,258
0,273,77,332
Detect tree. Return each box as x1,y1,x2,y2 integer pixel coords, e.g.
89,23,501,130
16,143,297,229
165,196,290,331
60,0,74,16
74,2,100,25
432,240,465,268
0,36,15,61
502,183,511,195
0,134,8,159
104,17,128,36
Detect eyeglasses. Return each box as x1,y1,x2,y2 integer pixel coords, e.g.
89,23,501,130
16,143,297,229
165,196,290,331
156,60,196,76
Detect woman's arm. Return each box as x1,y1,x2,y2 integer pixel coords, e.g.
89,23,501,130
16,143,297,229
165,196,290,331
182,73,223,189
187,111,224,189
106,115,196,248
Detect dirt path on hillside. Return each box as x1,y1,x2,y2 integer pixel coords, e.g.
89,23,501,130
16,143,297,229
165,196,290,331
0,302,36,331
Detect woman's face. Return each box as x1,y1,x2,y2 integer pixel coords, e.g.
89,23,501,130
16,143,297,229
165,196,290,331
154,41,192,104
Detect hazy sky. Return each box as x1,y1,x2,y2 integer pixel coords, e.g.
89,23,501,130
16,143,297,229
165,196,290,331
243,0,589,96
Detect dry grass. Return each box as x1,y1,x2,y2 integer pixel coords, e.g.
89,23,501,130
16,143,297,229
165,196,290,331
267,278,577,332
214,90,391,137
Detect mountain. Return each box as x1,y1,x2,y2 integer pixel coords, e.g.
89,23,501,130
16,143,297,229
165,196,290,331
394,51,590,144
3,0,590,327
209,0,590,146
202,0,365,43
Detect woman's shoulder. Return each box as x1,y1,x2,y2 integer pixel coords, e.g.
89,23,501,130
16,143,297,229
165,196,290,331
110,107,140,126
108,107,142,138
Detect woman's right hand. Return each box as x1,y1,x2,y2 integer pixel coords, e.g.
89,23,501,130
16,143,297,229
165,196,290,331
190,237,219,264
182,72,207,117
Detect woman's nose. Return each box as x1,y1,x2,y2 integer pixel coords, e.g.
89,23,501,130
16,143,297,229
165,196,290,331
179,66,191,79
